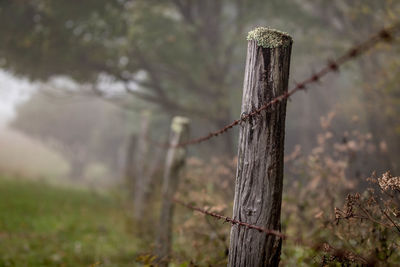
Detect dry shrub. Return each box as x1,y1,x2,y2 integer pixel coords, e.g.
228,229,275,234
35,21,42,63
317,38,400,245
173,156,236,266
165,111,399,266
332,171,400,265
282,111,400,266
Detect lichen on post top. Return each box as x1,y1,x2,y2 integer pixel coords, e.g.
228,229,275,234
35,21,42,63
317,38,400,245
247,27,292,48
171,116,190,133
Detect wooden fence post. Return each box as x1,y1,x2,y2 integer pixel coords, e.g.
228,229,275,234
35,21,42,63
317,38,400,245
156,116,190,266
228,27,292,267
133,110,151,219
125,133,137,195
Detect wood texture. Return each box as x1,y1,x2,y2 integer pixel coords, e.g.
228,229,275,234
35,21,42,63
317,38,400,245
156,116,190,267
228,38,292,266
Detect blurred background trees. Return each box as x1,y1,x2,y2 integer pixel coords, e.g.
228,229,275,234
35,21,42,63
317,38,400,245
0,1,399,264
10,90,130,180
1,0,398,173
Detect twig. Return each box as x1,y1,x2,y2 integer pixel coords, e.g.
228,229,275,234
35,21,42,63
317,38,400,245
380,206,400,234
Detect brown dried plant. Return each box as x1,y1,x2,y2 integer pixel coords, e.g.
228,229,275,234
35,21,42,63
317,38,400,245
282,111,400,265
172,156,237,266
161,110,399,266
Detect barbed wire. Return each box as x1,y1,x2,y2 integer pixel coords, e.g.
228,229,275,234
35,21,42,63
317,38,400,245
173,198,286,238
173,198,375,264
164,22,400,148
151,24,400,264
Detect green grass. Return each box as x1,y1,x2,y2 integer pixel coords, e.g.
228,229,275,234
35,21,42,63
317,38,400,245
0,177,140,267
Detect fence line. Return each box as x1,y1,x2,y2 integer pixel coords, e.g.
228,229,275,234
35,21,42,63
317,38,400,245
167,23,399,148
173,198,374,264
173,198,286,239
140,23,399,265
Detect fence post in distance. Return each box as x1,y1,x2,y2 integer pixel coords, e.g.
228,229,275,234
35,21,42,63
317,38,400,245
156,116,190,266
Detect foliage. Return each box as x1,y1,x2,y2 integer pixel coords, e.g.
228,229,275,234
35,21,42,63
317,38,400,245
1,0,400,265
1,110,400,266
173,157,236,265
333,171,400,265
281,112,400,266
0,0,320,155
3,0,399,159
298,0,400,173
153,111,400,266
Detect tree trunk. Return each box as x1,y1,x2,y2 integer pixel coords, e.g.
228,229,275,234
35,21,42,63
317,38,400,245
228,28,292,267
156,116,190,266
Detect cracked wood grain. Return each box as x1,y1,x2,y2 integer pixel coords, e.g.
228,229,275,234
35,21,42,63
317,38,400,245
228,34,292,267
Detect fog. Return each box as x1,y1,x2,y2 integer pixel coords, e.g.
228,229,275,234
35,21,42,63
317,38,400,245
0,1,399,265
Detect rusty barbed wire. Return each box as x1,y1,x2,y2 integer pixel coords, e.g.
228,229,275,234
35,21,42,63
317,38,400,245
174,198,375,264
173,198,286,239
162,22,400,148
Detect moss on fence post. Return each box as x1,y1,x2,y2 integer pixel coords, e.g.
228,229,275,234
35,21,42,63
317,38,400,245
247,27,292,48
228,27,293,267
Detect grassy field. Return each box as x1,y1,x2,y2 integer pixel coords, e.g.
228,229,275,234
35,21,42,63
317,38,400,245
0,128,69,179
0,176,140,267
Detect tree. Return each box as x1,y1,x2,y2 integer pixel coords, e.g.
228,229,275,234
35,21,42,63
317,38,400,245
0,0,315,154
11,90,130,179
299,0,400,174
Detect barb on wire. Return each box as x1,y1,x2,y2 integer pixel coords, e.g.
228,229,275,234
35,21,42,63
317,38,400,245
173,198,286,239
162,22,399,148
174,198,374,264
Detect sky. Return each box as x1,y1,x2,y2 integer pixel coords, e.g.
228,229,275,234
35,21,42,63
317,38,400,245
0,70,36,127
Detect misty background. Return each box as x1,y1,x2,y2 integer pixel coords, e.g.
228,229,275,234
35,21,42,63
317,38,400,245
1,1,398,186
0,1,399,265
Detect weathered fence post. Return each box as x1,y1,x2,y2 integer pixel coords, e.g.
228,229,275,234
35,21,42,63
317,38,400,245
228,27,292,267
133,110,151,219
125,133,137,194
156,116,190,266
